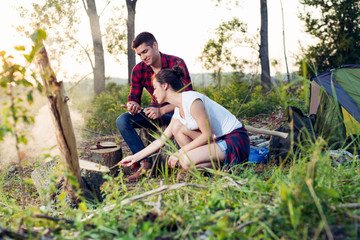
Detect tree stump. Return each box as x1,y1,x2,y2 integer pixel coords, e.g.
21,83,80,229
31,159,111,205
89,141,122,176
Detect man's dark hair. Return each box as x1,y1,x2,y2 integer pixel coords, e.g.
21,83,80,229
132,32,157,49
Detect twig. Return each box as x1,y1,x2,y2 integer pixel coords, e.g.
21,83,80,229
0,202,13,208
224,176,243,189
34,213,97,228
337,179,354,182
0,226,29,239
337,203,360,209
82,182,206,221
235,220,256,230
155,180,164,215
34,214,75,224
223,177,247,188
343,211,360,221
329,204,360,222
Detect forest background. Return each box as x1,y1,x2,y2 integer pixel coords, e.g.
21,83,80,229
0,0,360,239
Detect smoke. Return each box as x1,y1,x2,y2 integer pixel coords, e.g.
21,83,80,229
0,104,84,168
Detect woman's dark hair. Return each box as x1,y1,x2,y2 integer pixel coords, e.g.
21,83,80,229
153,63,185,92
132,32,157,49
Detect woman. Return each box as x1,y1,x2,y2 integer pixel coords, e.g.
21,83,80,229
119,65,250,172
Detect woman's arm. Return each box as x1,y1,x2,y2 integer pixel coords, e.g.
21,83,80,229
119,120,174,167
180,99,213,154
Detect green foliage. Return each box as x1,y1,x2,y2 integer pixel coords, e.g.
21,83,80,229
0,29,44,142
299,0,360,76
84,82,153,135
200,17,255,88
197,73,307,119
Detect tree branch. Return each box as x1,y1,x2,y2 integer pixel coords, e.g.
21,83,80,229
82,182,206,221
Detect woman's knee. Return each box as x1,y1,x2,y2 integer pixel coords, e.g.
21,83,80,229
171,120,185,136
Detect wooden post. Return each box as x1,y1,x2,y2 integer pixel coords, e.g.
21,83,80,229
36,46,83,203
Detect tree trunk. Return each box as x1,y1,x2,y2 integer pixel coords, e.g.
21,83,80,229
260,0,271,92
86,0,105,95
36,46,83,203
126,0,137,85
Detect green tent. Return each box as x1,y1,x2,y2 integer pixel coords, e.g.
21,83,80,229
310,65,360,150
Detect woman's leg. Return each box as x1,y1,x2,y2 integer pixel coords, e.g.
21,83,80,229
171,119,201,147
178,143,226,171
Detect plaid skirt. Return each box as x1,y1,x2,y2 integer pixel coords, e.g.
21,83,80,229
215,126,250,167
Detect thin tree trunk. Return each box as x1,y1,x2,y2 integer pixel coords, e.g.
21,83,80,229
85,0,105,95
260,0,271,92
36,46,83,203
280,0,291,83
126,0,137,85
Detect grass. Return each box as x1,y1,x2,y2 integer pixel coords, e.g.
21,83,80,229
0,137,359,239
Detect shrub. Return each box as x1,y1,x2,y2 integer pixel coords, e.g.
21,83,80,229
84,82,153,136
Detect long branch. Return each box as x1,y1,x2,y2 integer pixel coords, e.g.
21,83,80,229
82,182,206,221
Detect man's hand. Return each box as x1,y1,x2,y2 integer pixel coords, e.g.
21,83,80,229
144,107,162,120
119,155,137,167
121,101,141,115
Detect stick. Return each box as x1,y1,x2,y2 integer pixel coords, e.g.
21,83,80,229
336,203,360,209
245,125,288,139
0,226,29,239
34,214,75,224
155,180,164,215
82,182,206,221
235,221,256,230
223,176,247,189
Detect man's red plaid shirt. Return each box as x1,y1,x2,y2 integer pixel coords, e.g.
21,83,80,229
128,52,193,106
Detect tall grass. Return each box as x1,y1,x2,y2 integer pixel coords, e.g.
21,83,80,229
0,133,359,239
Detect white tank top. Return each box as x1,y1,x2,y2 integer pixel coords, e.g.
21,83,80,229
172,91,242,138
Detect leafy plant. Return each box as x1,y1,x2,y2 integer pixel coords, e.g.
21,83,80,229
0,30,44,207
84,82,153,136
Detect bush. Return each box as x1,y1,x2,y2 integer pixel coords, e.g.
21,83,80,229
84,82,153,136
83,73,308,136
197,73,307,118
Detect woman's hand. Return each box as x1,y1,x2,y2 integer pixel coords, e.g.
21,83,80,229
168,155,179,168
119,155,137,167
144,107,161,119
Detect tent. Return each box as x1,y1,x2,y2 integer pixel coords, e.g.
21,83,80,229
310,64,360,150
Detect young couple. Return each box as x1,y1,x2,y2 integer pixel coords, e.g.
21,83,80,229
116,32,250,181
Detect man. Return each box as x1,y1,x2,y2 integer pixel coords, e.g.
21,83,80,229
116,32,193,181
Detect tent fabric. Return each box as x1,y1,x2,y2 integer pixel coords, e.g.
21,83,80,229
311,68,360,123
310,65,360,149
314,93,346,149
342,107,360,136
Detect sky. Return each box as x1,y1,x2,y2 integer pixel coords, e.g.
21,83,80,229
0,0,314,80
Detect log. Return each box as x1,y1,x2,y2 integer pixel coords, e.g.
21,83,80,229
36,46,82,203
245,125,288,139
79,159,110,172
89,141,122,175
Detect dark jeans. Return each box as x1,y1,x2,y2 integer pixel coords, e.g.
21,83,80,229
116,109,173,163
